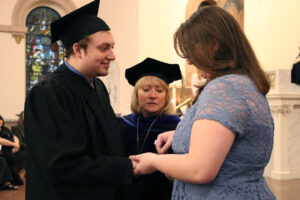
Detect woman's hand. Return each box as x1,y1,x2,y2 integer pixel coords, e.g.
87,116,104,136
12,136,20,153
129,153,157,176
0,137,20,152
156,131,174,154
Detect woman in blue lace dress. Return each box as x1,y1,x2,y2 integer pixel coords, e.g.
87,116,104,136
130,5,276,200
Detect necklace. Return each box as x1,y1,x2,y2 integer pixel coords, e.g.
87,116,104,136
136,115,159,153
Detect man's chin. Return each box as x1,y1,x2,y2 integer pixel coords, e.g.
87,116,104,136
96,72,109,77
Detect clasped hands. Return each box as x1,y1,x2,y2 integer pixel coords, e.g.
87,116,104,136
129,131,174,176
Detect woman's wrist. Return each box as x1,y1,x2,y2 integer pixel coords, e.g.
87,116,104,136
151,153,159,171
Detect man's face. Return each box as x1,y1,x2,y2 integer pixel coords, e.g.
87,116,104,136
80,31,115,79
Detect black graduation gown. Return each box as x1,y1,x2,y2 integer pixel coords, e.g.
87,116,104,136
119,114,180,200
24,64,133,200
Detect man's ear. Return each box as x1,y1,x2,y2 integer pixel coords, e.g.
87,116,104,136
72,43,82,58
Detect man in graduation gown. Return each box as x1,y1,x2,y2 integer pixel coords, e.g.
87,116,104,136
24,1,133,199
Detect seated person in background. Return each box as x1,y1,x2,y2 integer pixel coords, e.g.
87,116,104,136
0,114,25,185
119,57,182,200
0,156,18,190
11,111,26,152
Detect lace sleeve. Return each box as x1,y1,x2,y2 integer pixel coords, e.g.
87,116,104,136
195,77,249,136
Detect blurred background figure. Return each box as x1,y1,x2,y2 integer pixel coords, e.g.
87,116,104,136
11,111,26,154
0,156,18,190
0,114,25,186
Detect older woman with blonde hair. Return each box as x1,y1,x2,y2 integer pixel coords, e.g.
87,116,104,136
120,57,182,200
130,76,176,117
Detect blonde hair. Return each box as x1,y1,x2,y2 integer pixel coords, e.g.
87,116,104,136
130,76,175,115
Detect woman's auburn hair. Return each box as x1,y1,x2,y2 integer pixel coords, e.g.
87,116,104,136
174,6,270,96
130,76,176,115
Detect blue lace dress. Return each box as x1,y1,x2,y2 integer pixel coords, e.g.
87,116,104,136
172,74,276,200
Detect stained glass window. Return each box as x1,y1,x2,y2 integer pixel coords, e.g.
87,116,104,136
26,7,64,92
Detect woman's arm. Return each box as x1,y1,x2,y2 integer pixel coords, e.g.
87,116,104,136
0,137,19,148
131,119,235,184
12,135,20,152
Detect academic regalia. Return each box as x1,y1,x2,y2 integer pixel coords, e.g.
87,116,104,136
25,0,133,199
120,114,180,155
24,64,133,200
120,114,180,200
121,57,182,200
125,58,182,86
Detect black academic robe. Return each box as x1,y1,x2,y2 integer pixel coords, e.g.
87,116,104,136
120,114,180,200
24,64,133,200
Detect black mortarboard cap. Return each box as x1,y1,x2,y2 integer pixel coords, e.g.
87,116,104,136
125,57,182,86
50,0,110,50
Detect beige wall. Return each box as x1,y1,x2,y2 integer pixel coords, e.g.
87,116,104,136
245,0,300,71
0,0,17,25
0,0,24,120
0,31,26,120
138,0,187,82
99,0,139,114
1,0,300,119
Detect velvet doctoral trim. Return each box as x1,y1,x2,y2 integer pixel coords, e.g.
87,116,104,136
120,113,180,133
